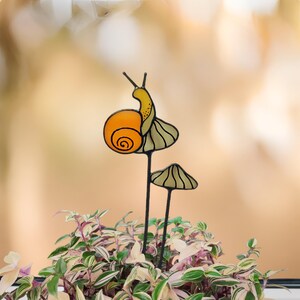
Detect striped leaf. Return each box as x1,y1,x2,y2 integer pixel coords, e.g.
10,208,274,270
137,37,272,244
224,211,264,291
70,264,86,272
133,292,152,300
133,283,151,294
185,293,204,300
95,290,111,300
15,276,33,299
247,238,257,249
123,267,138,292
95,246,110,262
182,267,204,282
92,262,107,273
205,269,222,278
94,270,119,288
76,285,85,300
238,258,257,271
152,278,168,300
211,278,240,287
113,291,130,300
232,287,246,300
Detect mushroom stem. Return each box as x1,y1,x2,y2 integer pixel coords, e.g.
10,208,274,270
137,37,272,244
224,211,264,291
142,152,153,253
158,188,173,270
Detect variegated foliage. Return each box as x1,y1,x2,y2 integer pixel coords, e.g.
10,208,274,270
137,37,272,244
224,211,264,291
0,211,278,300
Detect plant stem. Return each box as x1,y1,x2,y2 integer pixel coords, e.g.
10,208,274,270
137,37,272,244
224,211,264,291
158,188,172,270
142,151,153,253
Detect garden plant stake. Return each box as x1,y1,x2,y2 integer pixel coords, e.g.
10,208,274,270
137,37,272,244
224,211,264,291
151,163,198,269
103,73,178,253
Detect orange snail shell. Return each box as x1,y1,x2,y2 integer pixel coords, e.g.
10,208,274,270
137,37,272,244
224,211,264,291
103,110,143,154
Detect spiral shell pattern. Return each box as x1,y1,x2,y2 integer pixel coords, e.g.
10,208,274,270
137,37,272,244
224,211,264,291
104,110,143,154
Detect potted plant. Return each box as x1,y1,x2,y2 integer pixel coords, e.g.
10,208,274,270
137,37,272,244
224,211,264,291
0,73,279,300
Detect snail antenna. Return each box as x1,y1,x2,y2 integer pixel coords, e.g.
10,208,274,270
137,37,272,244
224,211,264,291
142,72,147,88
123,72,138,88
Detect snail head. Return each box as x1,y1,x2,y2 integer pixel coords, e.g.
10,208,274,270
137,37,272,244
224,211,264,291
123,72,149,100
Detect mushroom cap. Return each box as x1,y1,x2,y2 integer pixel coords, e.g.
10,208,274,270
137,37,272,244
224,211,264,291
137,118,179,153
151,163,198,190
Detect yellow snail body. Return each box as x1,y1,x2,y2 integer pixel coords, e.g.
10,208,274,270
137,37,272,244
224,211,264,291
103,73,156,154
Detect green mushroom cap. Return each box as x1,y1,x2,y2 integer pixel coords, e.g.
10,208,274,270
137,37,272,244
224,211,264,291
151,163,198,190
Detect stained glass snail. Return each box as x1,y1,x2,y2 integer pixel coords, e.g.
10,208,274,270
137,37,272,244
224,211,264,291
103,72,156,154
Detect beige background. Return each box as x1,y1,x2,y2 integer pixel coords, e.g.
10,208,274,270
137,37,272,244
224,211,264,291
0,0,300,277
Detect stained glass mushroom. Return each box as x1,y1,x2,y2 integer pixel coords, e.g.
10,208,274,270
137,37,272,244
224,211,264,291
151,163,198,269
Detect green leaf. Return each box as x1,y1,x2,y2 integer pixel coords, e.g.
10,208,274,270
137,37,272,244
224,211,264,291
185,293,204,300
133,292,152,300
151,278,168,300
74,241,88,250
124,267,138,291
115,211,133,228
55,234,70,244
117,249,129,261
163,248,171,261
203,231,214,241
169,216,182,225
264,269,282,278
82,251,95,259
138,232,155,243
205,269,222,278
70,264,87,272
232,287,245,300
82,251,96,267
254,282,263,299
95,246,110,262
171,227,185,235
197,222,207,231
47,275,59,297
210,244,221,257
15,276,33,299
38,266,55,277
48,246,68,258
74,279,89,289
114,291,130,300
245,291,255,300
76,285,85,300
247,238,257,249
27,287,41,300
99,209,109,218
148,218,157,227
69,236,80,248
91,262,107,273
182,267,204,282
94,270,119,288
238,258,257,271
158,221,171,230
213,264,229,272
133,283,150,294
236,254,247,260
55,257,67,275
95,290,110,300
250,249,260,258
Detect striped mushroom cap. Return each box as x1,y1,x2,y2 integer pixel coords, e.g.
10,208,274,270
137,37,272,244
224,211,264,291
151,163,198,190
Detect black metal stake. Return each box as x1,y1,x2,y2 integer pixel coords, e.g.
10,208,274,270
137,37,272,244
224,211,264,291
142,151,153,254
158,188,173,269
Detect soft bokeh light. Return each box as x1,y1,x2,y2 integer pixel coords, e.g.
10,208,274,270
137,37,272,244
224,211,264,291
224,0,278,15
0,0,300,278
96,14,140,67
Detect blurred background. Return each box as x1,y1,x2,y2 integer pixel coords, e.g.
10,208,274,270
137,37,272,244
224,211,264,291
0,0,300,278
